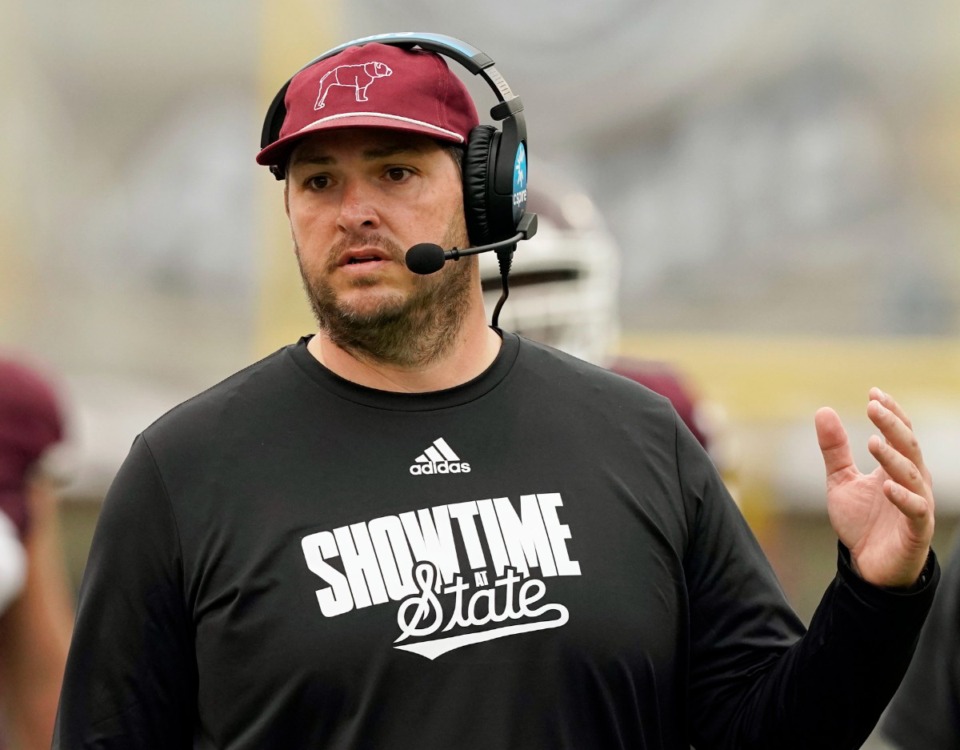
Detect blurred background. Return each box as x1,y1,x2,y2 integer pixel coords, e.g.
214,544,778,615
1,1,958,744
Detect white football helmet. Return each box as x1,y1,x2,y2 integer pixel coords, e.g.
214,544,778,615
479,168,621,366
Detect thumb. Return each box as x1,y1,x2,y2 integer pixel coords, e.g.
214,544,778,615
815,407,857,482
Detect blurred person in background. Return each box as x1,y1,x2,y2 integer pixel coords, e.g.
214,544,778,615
56,34,938,749
880,530,960,749
0,358,74,750
480,178,714,451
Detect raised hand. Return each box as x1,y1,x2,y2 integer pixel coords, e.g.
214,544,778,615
815,388,934,588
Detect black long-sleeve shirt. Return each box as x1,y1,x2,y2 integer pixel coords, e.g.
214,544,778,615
55,333,938,749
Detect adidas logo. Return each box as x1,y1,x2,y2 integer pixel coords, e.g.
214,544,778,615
409,438,471,476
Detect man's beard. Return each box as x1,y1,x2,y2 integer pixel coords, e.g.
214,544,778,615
295,222,475,368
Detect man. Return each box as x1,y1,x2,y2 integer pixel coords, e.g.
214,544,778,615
55,37,938,749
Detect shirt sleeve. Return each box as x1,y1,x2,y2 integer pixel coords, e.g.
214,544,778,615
53,435,197,749
676,413,939,750
880,533,960,750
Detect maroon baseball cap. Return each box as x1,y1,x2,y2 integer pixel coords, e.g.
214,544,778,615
0,359,64,536
257,42,480,169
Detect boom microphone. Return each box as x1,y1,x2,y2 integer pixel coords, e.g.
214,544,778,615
405,236,518,275
405,213,539,275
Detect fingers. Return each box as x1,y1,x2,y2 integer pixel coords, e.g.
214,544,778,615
869,387,912,429
866,389,934,535
815,406,857,482
866,389,930,490
881,478,932,522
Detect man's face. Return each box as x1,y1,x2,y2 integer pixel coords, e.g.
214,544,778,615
286,128,470,312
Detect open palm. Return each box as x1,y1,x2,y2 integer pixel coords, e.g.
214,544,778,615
816,389,934,588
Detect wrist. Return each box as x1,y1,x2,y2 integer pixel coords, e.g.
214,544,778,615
845,545,935,591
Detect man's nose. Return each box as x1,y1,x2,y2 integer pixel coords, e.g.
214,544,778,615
337,179,379,231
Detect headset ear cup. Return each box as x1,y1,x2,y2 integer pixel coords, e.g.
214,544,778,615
462,125,498,247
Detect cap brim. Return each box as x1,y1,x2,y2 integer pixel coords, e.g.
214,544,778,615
256,113,468,167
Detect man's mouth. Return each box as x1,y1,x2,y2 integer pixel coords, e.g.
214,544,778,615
347,256,382,265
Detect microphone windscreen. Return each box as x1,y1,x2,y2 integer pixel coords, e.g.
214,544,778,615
405,243,446,275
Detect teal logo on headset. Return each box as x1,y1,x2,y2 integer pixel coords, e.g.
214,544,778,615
512,143,528,223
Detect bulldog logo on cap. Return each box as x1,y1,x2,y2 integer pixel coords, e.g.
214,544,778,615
315,61,393,110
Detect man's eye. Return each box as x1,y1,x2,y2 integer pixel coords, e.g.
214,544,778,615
306,175,330,190
385,167,411,182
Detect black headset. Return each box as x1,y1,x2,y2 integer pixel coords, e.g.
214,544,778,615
260,32,531,248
